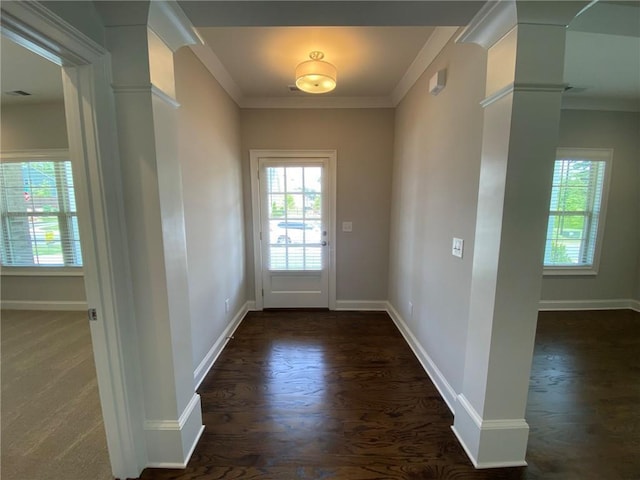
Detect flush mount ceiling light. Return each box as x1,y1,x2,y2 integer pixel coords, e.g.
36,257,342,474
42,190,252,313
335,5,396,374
295,51,337,94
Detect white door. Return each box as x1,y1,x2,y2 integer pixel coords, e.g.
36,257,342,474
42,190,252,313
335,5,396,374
251,151,335,309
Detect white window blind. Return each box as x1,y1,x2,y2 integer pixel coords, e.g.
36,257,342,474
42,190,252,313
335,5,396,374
543,148,611,272
1,152,82,267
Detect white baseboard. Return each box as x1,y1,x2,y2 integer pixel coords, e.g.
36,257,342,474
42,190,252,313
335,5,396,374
193,301,249,390
246,300,257,311
539,298,640,312
0,300,88,311
144,393,204,468
385,302,457,413
452,394,529,468
335,300,388,311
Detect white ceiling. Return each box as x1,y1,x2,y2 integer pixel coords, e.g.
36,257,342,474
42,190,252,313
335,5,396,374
563,1,640,110
1,1,638,111
197,26,435,99
0,39,63,105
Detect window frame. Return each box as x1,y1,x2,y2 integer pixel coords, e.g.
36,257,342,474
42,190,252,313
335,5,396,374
0,149,83,271
543,147,613,276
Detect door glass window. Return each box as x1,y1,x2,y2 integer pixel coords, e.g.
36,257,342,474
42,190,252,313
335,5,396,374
266,165,323,270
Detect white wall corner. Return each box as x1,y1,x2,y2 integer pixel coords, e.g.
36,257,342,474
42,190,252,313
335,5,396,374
452,394,529,469
391,26,459,106
144,393,204,468
193,302,250,389
246,300,257,311
148,1,203,53
455,0,517,49
385,302,458,412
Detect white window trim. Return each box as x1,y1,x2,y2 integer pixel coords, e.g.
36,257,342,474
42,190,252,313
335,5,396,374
543,147,613,276
0,266,83,277
0,148,82,268
0,149,69,162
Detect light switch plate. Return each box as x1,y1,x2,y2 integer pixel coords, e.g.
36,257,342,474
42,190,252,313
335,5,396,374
452,237,464,258
342,221,353,232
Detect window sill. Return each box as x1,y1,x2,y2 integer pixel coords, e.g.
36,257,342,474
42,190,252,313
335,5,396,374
543,267,597,277
0,267,84,277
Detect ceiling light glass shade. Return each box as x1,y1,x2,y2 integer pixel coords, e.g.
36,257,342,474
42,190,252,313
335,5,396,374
295,52,337,94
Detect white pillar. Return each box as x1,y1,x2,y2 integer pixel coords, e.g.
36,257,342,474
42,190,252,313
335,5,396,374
453,1,587,468
98,1,204,468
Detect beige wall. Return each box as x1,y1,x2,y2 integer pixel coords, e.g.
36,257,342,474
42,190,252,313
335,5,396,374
1,102,68,150
1,102,87,308
240,108,394,302
174,48,246,372
388,39,487,393
541,110,640,303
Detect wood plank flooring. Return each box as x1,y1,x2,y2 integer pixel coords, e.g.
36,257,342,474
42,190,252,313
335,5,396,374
525,309,640,480
139,309,640,480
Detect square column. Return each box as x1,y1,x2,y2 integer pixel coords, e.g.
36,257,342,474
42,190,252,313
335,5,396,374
453,1,587,468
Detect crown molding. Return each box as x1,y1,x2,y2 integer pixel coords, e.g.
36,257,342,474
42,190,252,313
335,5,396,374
189,43,243,106
561,95,640,112
391,26,459,106
148,1,203,52
240,95,394,109
456,0,517,49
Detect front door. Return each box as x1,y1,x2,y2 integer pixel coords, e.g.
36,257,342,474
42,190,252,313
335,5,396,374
251,151,335,309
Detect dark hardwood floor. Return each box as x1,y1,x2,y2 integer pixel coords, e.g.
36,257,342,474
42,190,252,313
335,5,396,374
139,309,640,480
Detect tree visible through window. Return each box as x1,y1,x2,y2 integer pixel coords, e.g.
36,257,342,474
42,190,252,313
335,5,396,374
0,154,82,267
544,148,611,271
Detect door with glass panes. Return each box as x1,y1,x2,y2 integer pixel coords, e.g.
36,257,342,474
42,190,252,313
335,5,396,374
259,157,330,308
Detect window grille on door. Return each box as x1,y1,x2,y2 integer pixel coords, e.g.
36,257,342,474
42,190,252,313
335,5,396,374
265,165,323,271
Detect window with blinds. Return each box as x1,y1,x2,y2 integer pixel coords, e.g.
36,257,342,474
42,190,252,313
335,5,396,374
543,148,611,272
0,154,82,267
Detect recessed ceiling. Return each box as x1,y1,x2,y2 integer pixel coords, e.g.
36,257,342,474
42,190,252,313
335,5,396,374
0,1,637,111
1,38,63,106
197,26,435,99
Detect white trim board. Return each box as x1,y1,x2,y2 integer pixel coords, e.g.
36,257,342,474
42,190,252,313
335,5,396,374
385,302,457,412
452,393,529,469
144,393,205,468
193,301,250,390
0,300,88,311
335,300,387,311
539,298,640,312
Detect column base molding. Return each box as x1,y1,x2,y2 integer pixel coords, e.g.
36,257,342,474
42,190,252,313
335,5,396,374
144,393,204,468
452,394,529,469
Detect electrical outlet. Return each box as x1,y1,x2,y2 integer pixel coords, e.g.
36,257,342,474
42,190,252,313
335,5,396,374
225,298,229,313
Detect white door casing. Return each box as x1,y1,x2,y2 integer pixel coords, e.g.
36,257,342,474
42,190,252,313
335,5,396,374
0,3,147,478
250,150,336,310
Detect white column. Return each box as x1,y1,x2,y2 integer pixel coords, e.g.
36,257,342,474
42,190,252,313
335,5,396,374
453,1,587,468
100,1,204,468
